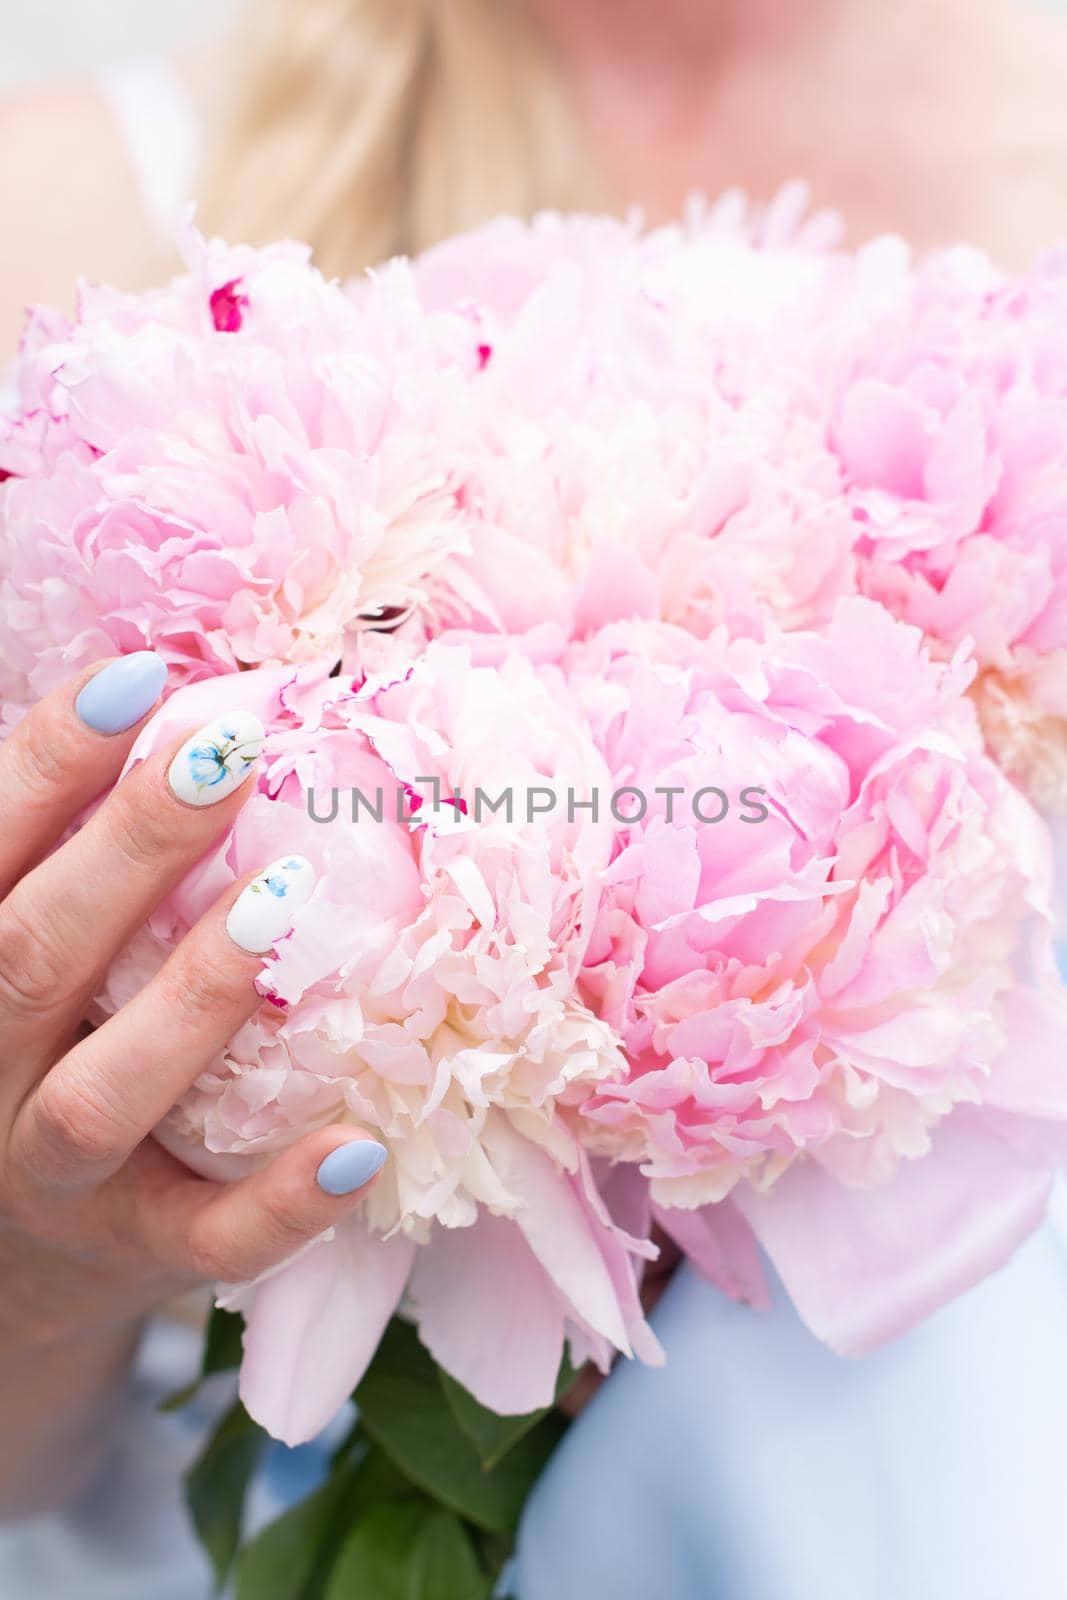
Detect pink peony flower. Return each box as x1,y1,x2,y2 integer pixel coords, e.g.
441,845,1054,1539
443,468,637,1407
815,241,1067,802
416,208,1067,803
410,199,857,648
415,212,1067,803
5,204,1064,799
94,646,660,1442
559,599,1067,1344
0,228,474,711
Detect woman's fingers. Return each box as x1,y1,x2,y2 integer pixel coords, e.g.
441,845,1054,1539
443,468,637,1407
0,654,168,899
0,705,266,1081
10,857,313,1187
147,1129,388,1286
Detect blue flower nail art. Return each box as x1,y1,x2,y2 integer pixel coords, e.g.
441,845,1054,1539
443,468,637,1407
168,712,265,808
250,859,308,899
187,725,259,793
227,855,317,953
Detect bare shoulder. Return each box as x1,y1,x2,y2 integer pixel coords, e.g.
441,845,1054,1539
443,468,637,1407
0,83,159,359
980,2,1067,268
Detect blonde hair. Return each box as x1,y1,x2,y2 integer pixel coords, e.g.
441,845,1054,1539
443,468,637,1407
200,0,606,279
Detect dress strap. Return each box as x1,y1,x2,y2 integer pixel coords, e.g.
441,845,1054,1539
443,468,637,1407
96,59,204,240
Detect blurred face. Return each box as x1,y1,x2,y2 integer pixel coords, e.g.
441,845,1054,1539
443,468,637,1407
526,0,718,55
526,0,839,59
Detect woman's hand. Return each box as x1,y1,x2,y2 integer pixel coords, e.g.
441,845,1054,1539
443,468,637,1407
0,655,386,1517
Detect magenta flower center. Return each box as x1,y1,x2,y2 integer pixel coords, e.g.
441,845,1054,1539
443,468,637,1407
210,278,249,333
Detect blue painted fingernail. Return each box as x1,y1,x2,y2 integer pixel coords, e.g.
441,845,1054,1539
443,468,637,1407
316,1140,388,1196
75,652,167,734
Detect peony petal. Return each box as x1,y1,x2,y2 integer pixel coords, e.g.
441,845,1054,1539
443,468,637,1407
733,1110,1056,1355
654,1199,773,1312
236,1223,414,1444
409,1213,567,1413
573,1156,665,1366
984,986,1067,1119
482,1115,631,1353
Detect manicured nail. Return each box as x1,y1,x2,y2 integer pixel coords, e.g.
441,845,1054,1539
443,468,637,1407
167,712,264,807
227,855,316,953
75,652,168,734
316,1140,388,1196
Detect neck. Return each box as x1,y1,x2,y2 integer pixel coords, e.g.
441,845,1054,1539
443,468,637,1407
525,0,850,74
521,0,1002,235
524,0,860,183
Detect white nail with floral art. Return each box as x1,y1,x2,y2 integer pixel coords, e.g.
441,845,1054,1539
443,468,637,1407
167,712,265,807
226,855,317,954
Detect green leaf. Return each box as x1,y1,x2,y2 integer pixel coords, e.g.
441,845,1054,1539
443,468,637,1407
324,1502,427,1600
438,1356,577,1471
184,1399,267,1591
347,1443,419,1507
325,1503,491,1600
473,1531,517,1594
160,1306,245,1412
408,1511,491,1600
437,1373,550,1471
355,1320,566,1537
235,1442,418,1600
236,1455,357,1600
202,1305,246,1374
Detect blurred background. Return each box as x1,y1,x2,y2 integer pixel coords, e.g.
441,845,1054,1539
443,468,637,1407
1,0,243,92
3,0,1066,92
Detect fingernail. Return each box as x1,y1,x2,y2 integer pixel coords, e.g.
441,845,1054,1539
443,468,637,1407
75,652,168,734
316,1140,388,1196
227,855,316,953
167,712,264,807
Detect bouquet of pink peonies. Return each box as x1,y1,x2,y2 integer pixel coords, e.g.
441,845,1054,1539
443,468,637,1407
2,191,1066,1594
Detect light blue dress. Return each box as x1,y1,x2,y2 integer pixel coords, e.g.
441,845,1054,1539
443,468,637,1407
512,1189,1067,1600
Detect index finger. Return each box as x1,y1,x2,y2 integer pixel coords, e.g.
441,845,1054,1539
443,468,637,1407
0,653,168,898
0,704,265,1081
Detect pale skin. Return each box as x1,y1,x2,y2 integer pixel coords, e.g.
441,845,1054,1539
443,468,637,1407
3,0,1067,1518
